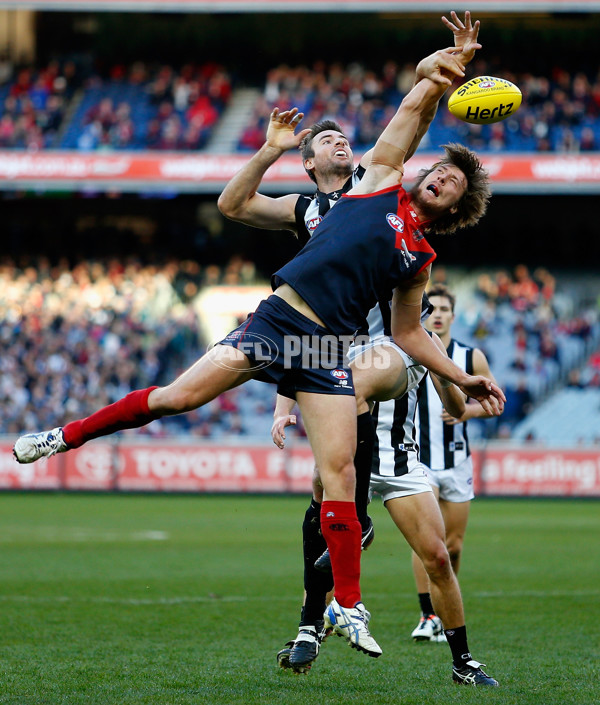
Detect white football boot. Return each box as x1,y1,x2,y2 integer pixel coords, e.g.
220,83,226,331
324,598,382,657
13,427,67,463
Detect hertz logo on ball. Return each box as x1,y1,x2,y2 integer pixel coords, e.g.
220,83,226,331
448,75,522,125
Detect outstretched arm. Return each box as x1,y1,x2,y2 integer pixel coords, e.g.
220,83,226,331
390,271,505,416
374,16,482,173
217,108,311,233
405,11,482,161
360,11,481,169
354,73,456,192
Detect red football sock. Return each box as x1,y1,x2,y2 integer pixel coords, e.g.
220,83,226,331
320,500,361,607
63,387,159,448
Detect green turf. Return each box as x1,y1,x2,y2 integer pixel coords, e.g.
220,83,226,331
0,493,597,704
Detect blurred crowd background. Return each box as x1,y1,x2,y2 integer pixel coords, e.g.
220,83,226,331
1,254,598,445
1,56,599,154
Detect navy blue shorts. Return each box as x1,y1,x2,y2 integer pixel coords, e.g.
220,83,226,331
218,295,354,397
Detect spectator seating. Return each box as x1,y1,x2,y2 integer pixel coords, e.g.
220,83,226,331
2,58,600,153
511,388,600,445
439,266,600,441
0,256,275,440
237,60,600,153
60,63,231,151
1,258,597,443
0,62,78,149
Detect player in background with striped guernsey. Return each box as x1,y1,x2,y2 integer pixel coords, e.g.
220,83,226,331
411,283,498,643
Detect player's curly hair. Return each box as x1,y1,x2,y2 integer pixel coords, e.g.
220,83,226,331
427,283,456,312
413,143,491,235
300,119,346,183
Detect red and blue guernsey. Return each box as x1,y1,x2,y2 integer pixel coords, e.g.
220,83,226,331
272,184,437,336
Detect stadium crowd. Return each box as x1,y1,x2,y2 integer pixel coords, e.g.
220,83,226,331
0,255,277,441
74,61,232,151
239,59,600,153
0,59,80,149
0,255,596,442
0,57,232,151
1,56,600,153
450,264,599,438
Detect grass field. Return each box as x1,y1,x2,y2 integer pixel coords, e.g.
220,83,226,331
0,493,597,705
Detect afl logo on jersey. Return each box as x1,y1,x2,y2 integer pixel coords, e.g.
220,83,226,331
331,369,349,380
386,213,405,233
307,216,323,233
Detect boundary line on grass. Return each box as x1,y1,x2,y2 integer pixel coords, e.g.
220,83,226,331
0,589,598,605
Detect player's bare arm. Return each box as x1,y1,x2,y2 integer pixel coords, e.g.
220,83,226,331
354,63,463,194
360,11,481,170
358,48,465,172
271,393,297,449
390,270,505,415
407,12,481,159
217,108,311,233
430,332,467,419
355,19,482,193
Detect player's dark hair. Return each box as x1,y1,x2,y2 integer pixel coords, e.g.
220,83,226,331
427,283,456,312
300,119,346,183
414,143,491,235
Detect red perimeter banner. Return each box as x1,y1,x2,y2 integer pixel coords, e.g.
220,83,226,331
2,1,598,12
1,440,600,496
2,151,600,193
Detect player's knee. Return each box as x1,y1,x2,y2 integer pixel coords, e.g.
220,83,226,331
337,458,356,482
421,543,453,580
319,455,355,498
334,458,357,493
155,386,198,414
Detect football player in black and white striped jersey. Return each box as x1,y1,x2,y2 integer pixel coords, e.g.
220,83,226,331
411,284,498,645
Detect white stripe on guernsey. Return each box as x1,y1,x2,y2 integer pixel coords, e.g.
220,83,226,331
416,340,471,470
375,395,420,478
303,169,363,237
